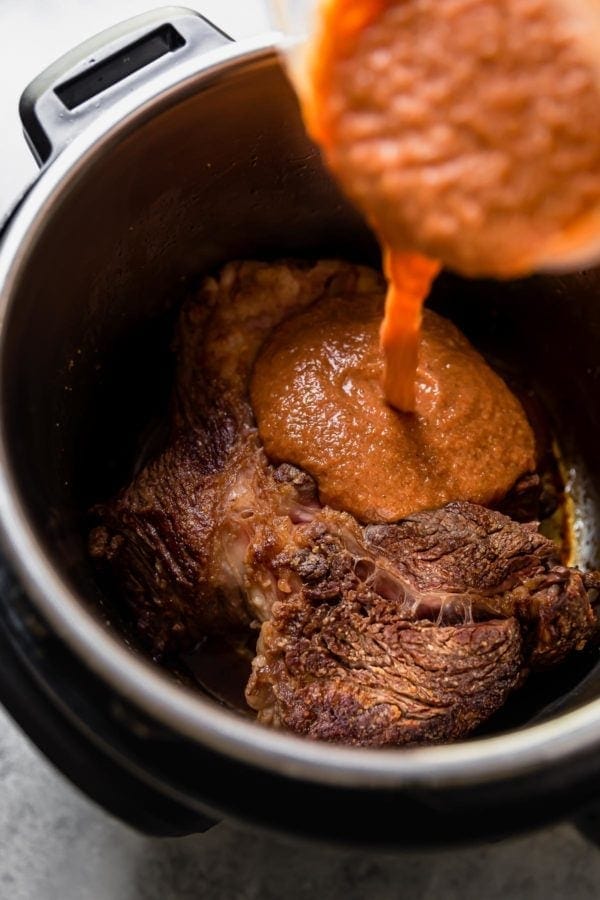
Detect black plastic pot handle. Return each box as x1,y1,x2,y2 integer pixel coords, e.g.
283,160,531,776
19,6,232,166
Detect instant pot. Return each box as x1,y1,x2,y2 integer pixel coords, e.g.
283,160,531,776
2,5,600,845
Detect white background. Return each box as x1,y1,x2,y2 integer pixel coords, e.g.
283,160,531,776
0,0,271,213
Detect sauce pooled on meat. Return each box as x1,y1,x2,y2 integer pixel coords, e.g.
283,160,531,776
251,286,536,523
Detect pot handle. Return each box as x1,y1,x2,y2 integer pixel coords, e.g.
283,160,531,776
19,6,232,166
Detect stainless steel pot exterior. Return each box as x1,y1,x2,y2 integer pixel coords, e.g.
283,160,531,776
1,10,600,842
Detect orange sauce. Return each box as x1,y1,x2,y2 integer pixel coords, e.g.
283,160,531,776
251,292,536,523
300,0,387,147
295,0,600,411
380,251,441,411
300,0,440,413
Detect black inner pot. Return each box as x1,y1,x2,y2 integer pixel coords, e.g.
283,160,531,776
3,53,600,738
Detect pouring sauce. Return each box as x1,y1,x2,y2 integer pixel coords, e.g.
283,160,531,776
380,251,441,411
294,0,600,410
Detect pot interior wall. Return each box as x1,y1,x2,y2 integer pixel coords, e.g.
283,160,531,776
2,53,600,729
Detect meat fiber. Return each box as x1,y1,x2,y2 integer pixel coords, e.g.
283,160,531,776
90,260,371,654
90,260,599,746
246,501,597,745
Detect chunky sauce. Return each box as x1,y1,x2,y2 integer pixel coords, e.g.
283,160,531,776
251,290,535,523
295,0,600,409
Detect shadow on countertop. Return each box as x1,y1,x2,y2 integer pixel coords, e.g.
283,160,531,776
3,704,600,900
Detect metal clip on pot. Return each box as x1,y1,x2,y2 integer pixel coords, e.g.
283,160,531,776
1,7,233,838
19,6,231,165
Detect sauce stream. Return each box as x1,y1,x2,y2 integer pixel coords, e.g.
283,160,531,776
300,0,439,412
294,0,600,410
380,251,441,412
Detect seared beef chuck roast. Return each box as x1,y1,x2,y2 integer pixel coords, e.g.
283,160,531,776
247,502,597,745
246,506,525,745
366,504,597,670
90,260,371,654
90,261,599,746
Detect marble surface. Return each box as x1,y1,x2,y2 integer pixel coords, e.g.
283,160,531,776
2,1,600,897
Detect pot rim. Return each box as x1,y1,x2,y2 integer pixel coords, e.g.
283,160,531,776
1,33,600,790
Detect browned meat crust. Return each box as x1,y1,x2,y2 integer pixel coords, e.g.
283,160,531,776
246,512,525,745
366,503,595,669
246,503,596,745
90,260,599,745
90,260,380,655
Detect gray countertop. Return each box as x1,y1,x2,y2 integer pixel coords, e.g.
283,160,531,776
2,2,600,897
3,699,600,900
